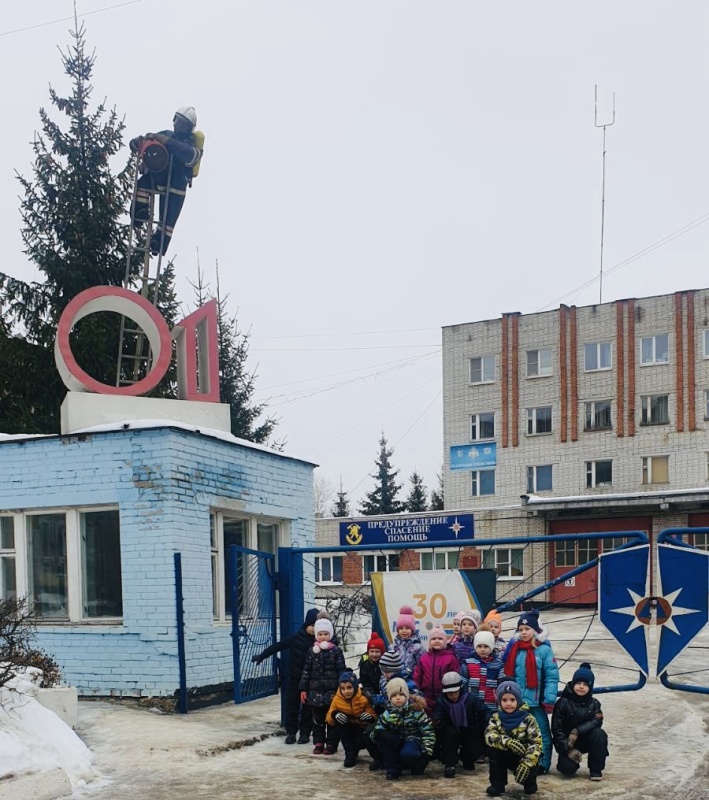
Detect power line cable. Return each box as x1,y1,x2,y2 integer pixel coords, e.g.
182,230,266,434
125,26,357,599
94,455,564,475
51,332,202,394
253,326,440,340
251,343,440,352
0,0,142,37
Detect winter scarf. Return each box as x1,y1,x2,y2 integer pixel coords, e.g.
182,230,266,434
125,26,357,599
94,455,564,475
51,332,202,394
445,695,468,730
498,706,529,732
504,639,539,689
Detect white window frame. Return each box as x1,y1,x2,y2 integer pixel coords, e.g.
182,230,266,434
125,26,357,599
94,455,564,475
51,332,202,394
704,390,709,420
362,553,399,584
470,412,495,441
527,406,553,435
419,550,461,571
642,455,670,485
584,341,612,372
7,507,123,624
210,510,286,623
640,333,669,366
584,400,612,431
471,469,496,497
527,464,553,493
469,355,496,385
586,459,613,488
482,548,524,580
314,555,344,585
0,515,18,602
703,330,709,359
526,348,553,378
641,394,669,425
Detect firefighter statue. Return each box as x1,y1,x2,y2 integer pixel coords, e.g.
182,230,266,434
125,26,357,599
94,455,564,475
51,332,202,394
129,106,204,256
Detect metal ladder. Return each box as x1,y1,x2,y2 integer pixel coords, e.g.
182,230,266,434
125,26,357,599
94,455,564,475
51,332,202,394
115,154,173,387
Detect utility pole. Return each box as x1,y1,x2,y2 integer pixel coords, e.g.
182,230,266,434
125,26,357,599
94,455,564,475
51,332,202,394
594,86,615,305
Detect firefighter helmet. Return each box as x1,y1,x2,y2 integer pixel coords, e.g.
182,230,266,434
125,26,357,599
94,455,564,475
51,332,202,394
174,106,197,130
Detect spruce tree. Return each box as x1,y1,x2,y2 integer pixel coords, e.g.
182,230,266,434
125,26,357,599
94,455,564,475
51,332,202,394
0,24,177,432
405,470,429,512
331,479,350,517
430,471,445,511
359,433,404,515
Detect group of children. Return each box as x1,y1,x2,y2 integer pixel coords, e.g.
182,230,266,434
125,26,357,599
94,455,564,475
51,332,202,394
255,604,609,793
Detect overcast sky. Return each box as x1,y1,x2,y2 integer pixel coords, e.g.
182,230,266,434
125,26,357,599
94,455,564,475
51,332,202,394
2,2,709,511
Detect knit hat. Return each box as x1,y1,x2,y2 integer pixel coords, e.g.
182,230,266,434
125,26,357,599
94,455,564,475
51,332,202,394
428,627,447,644
339,670,359,691
496,681,523,707
441,672,463,694
517,609,541,633
314,618,334,638
396,604,416,632
453,611,466,624
572,662,595,688
379,650,403,673
484,609,503,627
386,677,409,700
367,633,386,653
460,609,482,628
474,630,495,651
304,608,319,627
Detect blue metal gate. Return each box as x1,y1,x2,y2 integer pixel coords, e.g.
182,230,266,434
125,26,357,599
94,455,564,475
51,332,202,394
229,544,278,704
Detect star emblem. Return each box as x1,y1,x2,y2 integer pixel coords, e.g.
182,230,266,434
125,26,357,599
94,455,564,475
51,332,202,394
610,584,699,635
449,517,464,538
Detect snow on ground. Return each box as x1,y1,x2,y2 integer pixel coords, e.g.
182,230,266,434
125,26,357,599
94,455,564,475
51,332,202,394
0,672,93,787
63,610,709,800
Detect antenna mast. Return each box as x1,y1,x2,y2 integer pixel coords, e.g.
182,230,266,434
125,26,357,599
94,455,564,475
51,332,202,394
594,85,615,304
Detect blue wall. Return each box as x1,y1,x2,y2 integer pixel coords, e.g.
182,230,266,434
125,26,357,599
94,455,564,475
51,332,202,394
0,426,314,696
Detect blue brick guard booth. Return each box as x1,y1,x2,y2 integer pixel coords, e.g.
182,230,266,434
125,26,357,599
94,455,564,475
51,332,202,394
0,423,315,701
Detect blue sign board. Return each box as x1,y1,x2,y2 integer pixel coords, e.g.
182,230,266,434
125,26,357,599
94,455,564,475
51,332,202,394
656,544,709,676
339,514,474,547
599,545,650,676
450,443,497,471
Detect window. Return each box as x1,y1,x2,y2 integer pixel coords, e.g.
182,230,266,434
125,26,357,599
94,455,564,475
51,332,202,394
586,460,613,488
526,348,553,377
584,342,612,371
693,533,709,552
527,465,552,493
362,554,399,583
527,406,552,435
706,452,709,482
554,539,598,567
641,394,669,425
704,390,709,420
603,537,630,552
315,556,343,584
471,412,495,441
210,511,283,622
470,355,495,384
472,469,496,496
640,334,669,365
28,513,68,620
81,510,122,618
584,400,612,431
0,517,16,601
704,330,709,358
482,548,523,578
420,550,461,570
642,456,669,484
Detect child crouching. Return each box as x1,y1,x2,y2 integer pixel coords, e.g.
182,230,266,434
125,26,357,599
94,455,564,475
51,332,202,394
368,678,435,780
484,681,542,796
432,671,487,778
326,671,377,768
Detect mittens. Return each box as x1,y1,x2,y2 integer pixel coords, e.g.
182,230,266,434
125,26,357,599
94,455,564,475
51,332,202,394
358,712,374,723
542,702,555,715
567,729,579,748
300,691,307,704
334,712,348,725
506,738,527,757
251,655,262,664
514,761,531,784
568,748,582,764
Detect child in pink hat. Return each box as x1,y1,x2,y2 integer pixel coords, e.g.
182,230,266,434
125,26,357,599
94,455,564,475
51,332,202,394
386,604,424,672
412,627,461,716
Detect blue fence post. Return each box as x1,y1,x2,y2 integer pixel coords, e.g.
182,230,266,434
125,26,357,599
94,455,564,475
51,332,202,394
174,552,188,714
230,544,241,704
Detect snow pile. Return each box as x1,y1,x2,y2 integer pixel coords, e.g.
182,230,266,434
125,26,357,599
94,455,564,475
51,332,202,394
0,669,93,786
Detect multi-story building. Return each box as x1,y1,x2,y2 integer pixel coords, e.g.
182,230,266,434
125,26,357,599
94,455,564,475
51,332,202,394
443,288,709,603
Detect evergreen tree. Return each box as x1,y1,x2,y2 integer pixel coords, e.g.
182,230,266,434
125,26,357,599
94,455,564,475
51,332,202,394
430,471,445,511
190,266,278,444
0,24,177,432
359,433,404,515
405,470,428,512
331,478,350,517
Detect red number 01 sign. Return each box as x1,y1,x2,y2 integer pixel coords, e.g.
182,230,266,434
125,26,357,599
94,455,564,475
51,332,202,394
54,286,220,402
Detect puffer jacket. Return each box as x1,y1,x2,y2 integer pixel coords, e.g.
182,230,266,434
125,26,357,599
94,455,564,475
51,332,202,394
460,651,505,711
452,635,476,664
299,644,346,707
358,654,381,696
370,701,436,756
432,689,487,733
389,635,425,672
551,683,604,754
372,667,420,713
326,686,377,728
502,639,559,708
412,645,460,716
484,704,543,770
255,623,314,687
